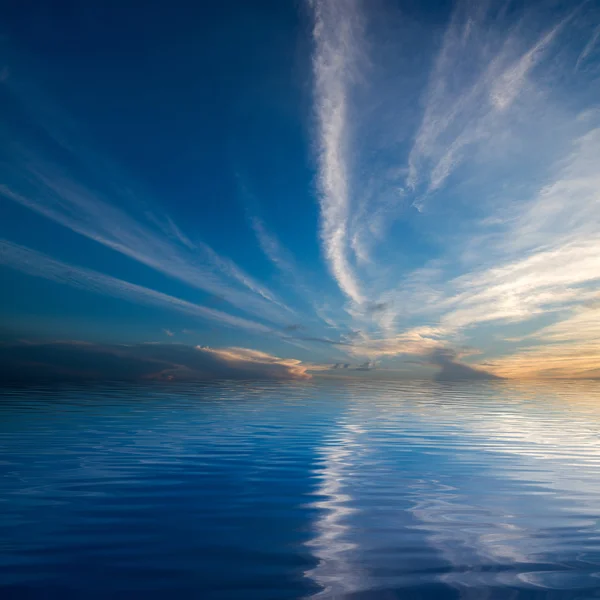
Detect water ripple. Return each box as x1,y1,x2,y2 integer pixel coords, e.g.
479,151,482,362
1,380,600,598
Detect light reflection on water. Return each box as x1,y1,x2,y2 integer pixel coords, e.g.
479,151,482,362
1,379,600,599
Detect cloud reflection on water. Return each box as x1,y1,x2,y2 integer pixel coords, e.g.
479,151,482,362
303,380,600,597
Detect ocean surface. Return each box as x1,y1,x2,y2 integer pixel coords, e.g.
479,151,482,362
1,379,600,599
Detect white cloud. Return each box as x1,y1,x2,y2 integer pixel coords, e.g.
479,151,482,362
407,1,570,196
252,217,292,274
489,21,565,111
575,24,600,71
309,0,365,305
437,126,600,336
199,346,310,379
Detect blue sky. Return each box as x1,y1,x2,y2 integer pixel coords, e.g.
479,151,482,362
1,0,600,381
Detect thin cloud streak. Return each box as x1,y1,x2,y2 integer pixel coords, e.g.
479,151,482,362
252,217,293,274
575,24,600,71
309,0,365,305
251,216,348,335
407,1,571,196
197,240,294,315
0,79,296,328
0,240,275,335
0,180,294,327
488,20,565,112
251,217,318,310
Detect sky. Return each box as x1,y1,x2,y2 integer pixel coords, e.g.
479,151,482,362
1,0,600,382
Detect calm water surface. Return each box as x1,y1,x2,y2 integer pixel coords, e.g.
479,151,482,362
1,379,600,599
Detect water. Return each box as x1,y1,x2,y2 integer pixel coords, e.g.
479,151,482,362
1,379,600,599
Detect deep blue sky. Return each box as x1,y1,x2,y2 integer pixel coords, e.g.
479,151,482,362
1,0,600,380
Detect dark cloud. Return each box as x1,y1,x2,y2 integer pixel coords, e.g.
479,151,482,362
343,329,362,340
0,341,309,384
427,348,501,382
331,361,372,371
354,360,375,371
283,323,304,332
365,302,389,314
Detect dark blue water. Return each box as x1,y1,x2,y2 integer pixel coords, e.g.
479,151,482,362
1,380,600,599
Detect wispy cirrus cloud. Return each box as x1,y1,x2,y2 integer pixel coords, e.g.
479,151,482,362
252,217,293,275
251,215,348,334
196,239,294,315
309,0,365,305
0,77,296,328
0,239,351,362
407,0,576,197
411,126,600,336
251,216,318,309
0,178,294,326
307,0,418,336
575,24,600,71
0,240,275,335
376,122,600,377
